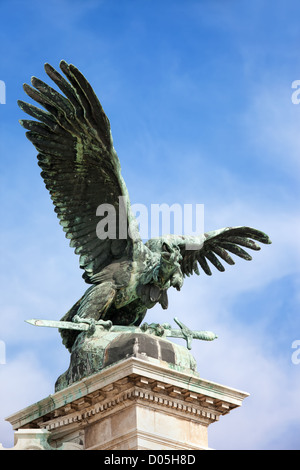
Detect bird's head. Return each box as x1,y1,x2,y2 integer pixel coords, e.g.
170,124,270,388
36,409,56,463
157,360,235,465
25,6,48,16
153,241,184,291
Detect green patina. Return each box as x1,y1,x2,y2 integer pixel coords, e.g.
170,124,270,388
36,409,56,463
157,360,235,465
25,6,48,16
18,60,271,391
55,326,200,392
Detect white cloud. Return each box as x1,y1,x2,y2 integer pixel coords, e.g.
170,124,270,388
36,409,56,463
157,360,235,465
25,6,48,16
167,270,299,449
157,190,300,449
205,333,300,450
0,352,53,449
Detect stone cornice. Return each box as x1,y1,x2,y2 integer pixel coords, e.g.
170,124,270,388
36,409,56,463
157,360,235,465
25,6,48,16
6,357,249,432
41,386,221,435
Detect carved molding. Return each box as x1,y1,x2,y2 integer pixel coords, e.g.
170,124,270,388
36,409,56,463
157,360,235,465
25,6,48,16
36,373,232,434
6,358,248,436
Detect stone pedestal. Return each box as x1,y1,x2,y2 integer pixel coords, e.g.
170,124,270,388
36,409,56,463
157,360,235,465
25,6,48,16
4,355,249,450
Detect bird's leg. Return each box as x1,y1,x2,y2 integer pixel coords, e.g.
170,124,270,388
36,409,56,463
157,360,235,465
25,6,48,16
74,282,116,320
71,282,116,336
72,315,113,335
73,315,112,328
96,319,113,329
73,315,96,336
140,322,172,337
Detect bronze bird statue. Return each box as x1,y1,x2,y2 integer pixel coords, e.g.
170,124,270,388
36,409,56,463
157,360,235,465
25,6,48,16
18,61,271,351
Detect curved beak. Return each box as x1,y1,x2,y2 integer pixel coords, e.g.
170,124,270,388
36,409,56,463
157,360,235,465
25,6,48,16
171,272,183,291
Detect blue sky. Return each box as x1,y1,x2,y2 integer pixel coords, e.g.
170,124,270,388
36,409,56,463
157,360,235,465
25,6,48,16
0,0,300,450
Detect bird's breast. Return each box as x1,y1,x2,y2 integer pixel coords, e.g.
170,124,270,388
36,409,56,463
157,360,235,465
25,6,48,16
114,284,139,308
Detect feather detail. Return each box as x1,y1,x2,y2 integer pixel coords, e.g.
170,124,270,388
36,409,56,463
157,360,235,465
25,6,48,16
18,61,141,284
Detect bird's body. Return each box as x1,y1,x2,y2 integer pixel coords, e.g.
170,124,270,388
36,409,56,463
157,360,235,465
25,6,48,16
60,241,182,350
18,61,271,351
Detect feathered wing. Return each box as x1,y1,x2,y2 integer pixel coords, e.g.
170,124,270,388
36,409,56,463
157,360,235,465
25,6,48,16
173,226,271,277
18,60,141,283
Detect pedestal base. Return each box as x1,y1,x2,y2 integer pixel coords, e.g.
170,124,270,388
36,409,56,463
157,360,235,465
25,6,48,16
4,357,249,450
54,327,199,392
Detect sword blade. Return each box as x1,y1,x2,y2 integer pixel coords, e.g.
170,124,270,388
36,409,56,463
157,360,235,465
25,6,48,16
25,319,218,349
25,319,89,331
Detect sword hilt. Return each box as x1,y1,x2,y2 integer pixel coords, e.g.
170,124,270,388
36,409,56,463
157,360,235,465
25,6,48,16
173,317,194,349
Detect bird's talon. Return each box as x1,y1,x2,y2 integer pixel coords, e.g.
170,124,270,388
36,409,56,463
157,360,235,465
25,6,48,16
140,322,149,332
143,322,165,337
95,319,113,330
73,315,82,324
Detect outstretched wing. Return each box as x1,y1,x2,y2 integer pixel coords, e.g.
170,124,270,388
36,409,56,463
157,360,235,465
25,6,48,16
18,60,140,283
175,226,271,277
